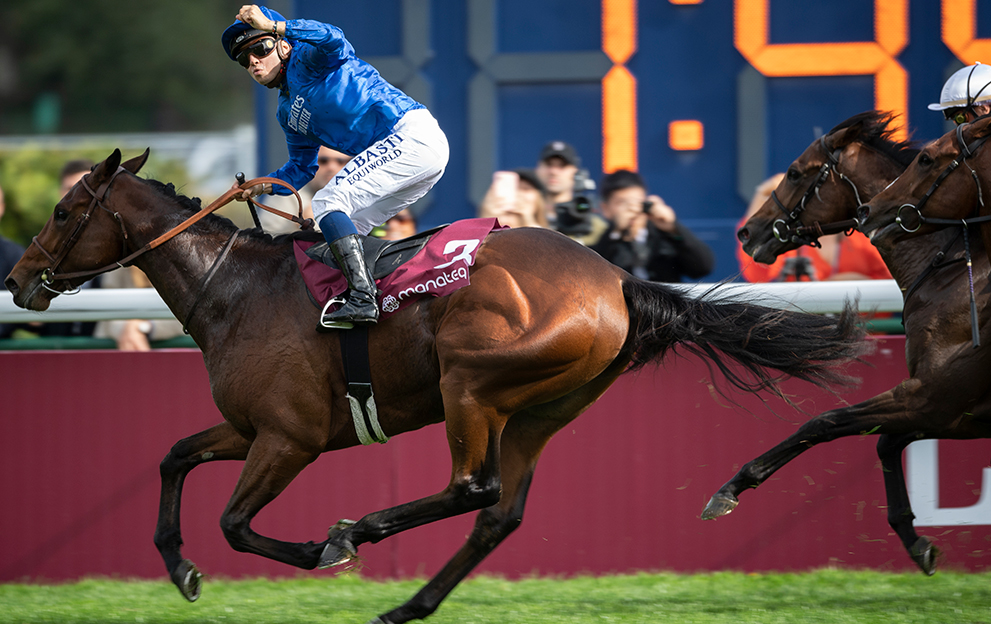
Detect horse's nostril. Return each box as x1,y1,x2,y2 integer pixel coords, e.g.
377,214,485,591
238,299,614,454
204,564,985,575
4,277,18,298
737,228,750,244
856,205,871,223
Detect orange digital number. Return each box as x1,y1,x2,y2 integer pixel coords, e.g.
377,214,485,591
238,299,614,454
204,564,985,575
602,0,638,173
942,0,991,64
734,0,909,141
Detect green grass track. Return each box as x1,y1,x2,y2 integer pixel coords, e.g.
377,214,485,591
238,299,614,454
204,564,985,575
2,569,989,623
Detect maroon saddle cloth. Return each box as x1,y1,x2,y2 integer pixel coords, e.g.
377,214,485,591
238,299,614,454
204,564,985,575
293,217,507,319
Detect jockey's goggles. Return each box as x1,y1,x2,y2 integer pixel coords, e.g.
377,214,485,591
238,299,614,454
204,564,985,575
944,108,973,126
235,37,277,68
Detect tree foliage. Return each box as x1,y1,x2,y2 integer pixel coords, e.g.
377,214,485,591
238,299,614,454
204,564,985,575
0,0,253,133
0,147,191,246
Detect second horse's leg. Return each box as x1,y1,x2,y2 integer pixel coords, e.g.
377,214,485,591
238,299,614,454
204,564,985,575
701,386,916,519
876,432,938,575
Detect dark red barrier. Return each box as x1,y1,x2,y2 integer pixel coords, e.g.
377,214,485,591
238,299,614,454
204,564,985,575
2,338,989,583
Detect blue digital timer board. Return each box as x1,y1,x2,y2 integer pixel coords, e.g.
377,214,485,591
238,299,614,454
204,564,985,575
253,0,984,279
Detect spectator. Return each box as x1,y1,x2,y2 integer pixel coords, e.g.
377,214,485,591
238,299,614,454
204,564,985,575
0,182,26,339
378,208,417,240
535,141,608,246
478,169,549,229
59,159,94,196
928,62,991,126
736,174,891,282
93,266,184,351
591,169,714,282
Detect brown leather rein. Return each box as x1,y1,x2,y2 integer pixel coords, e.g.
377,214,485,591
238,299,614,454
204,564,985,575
33,169,311,289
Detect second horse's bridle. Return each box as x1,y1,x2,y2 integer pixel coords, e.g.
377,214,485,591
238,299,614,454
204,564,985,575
894,121,990,233
770,135,863,247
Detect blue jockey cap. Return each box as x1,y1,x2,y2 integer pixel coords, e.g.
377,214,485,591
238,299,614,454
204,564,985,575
221,6,288,61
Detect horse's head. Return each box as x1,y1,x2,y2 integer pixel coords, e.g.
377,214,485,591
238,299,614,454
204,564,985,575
858,115,991,252
5,148,150,311
739,111,912,264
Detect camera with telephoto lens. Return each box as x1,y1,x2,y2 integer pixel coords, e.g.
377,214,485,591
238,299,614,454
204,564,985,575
777,255,816,281
554,168,597,236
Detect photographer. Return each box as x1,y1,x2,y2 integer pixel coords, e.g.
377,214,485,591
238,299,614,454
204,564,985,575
535,141,608,245
591,169,714,283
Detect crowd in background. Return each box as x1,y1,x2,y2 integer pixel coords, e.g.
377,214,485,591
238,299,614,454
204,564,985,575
0,134,895,345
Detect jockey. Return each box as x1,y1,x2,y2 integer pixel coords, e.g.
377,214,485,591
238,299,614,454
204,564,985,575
222,4,449,330
928,62,991,126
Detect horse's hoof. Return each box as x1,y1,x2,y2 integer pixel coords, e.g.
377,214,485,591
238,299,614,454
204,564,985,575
318,541,357,569
910,537,938,576
174,559,203,602
701,492,739,520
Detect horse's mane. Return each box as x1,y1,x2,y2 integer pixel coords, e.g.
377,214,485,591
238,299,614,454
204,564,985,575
140,178,323,245
828,110,919,167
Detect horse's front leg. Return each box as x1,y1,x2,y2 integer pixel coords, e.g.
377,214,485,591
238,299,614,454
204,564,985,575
701,385,918,520
318,402,506,569
155,421,251,601
215,432,325,569
876,432,938,575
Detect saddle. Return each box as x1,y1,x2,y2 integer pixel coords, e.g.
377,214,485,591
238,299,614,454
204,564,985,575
304,225,446,279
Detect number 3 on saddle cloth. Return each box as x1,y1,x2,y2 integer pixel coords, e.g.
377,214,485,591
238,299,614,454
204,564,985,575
292,217,508,446
293,217,507,318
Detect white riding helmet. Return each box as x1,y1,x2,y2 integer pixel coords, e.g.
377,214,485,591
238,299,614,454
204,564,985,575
928,62,991,111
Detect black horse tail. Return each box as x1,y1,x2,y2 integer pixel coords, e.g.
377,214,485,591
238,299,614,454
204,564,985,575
620,278,870,398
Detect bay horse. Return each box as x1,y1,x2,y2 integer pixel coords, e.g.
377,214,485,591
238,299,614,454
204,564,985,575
712,110,991,575
5,149,867,624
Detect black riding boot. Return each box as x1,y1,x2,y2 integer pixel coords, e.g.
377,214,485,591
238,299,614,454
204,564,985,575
318,234,380,331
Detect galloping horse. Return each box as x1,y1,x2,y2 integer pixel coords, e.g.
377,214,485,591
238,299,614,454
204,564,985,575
711,110,991,575
5,150,867,624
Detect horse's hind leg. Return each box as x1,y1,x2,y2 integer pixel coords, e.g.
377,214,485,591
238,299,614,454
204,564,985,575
318,400,508,569
372,412,554,624
155,421,251,601
877,432,938,575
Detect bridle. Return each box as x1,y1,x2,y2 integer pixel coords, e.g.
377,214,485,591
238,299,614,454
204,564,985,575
770,135,863,247
29,168,311,327
894,121,991,233
891,121,991,349
32,166,130,293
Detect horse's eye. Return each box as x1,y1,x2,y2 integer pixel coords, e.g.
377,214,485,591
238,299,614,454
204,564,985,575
918,153,934,167
786,169,801,182
54,208,69,221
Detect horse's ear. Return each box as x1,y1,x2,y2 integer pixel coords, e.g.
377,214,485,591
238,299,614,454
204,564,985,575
829,121,865,149
90,149,123,183
969,115,991,139
122,148,151,174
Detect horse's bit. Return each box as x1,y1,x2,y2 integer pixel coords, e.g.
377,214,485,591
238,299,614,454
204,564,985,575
770,135,863,247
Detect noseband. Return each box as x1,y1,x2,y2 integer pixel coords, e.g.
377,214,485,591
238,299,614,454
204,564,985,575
770,135,862,246
32,166,129,293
